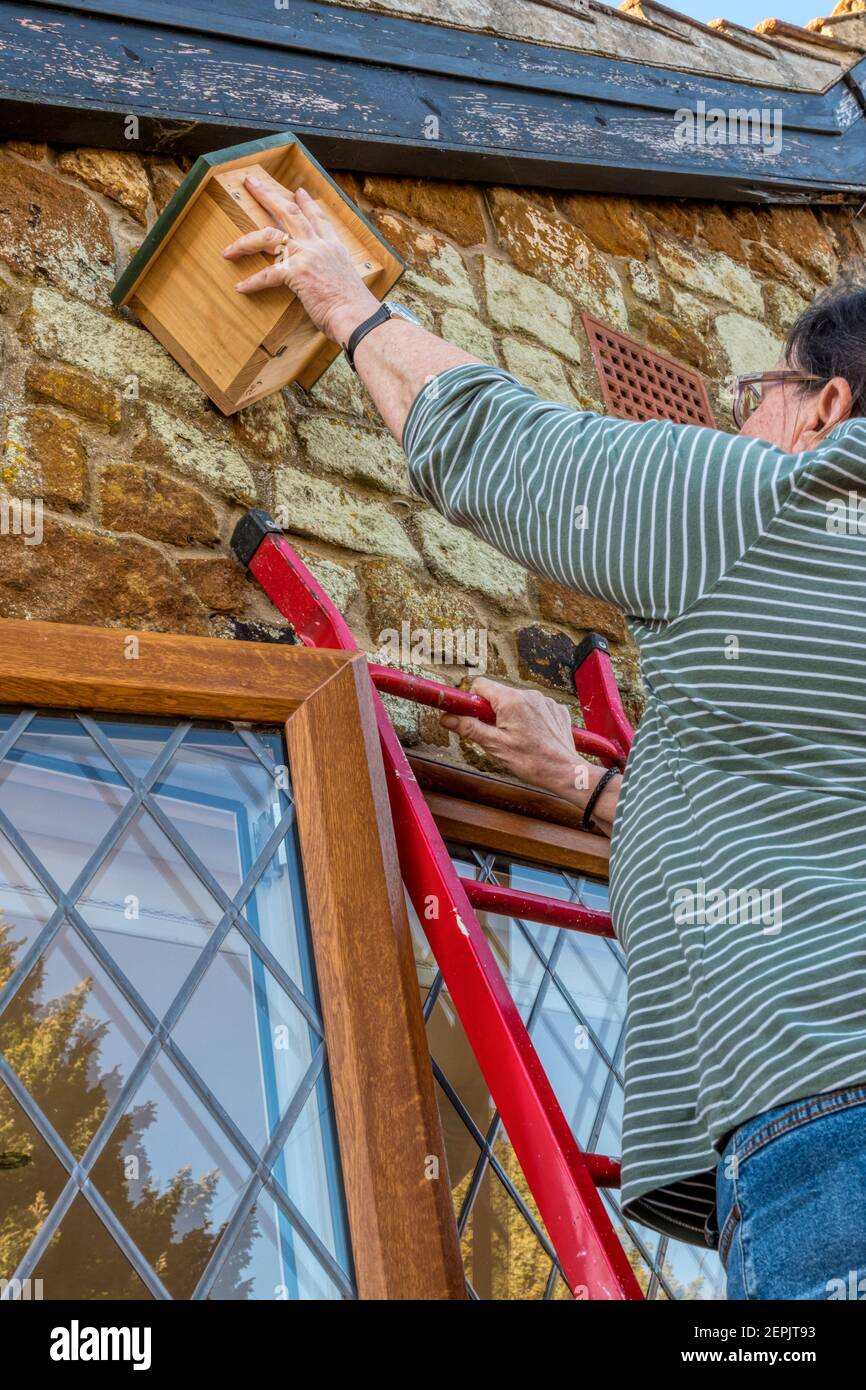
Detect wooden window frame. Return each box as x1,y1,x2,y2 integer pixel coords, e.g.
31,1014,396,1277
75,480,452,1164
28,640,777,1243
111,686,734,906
424,792,610,878
0,617,465,1301
409,755,611,880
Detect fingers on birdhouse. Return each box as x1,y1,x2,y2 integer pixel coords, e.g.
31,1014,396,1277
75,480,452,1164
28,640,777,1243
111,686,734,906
252,176,319,240
244,171,304,223
235,262,294,294
223,226,289,260
298,189,337,240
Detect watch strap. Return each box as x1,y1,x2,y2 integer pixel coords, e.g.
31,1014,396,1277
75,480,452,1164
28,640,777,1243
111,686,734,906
345,305,392,371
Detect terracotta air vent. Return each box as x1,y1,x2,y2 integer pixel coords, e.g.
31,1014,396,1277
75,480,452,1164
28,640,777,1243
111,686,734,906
581,312,716,427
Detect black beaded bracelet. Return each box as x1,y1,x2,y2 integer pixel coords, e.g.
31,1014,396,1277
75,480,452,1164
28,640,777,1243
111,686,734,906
581,765,623,833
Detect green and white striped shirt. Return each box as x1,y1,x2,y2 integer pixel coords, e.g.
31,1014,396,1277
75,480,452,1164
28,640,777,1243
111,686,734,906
403,362,866,1248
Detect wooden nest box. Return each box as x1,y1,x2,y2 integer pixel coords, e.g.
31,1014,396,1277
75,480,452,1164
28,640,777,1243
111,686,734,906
112,132,405,414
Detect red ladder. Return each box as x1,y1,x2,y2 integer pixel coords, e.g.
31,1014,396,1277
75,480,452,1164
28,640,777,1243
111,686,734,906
232,509,642,1300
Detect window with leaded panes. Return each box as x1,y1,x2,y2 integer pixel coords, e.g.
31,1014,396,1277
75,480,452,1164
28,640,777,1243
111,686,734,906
0,710,353,1300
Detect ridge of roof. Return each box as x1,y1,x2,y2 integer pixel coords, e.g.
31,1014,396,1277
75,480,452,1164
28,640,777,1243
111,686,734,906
754,15,863,48
706,17,783,56
809,6,866,48
326,0,866,90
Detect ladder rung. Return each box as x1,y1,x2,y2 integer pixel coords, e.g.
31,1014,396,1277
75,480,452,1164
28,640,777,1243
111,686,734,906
461,878,615,937
585,1153,621,1188
369,664,625,766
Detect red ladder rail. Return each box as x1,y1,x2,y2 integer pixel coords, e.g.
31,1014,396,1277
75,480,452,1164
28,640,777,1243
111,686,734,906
232,510,642,1301
572,632,633,759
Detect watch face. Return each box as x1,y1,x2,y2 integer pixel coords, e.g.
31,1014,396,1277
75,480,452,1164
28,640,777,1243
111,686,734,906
384,300,421,326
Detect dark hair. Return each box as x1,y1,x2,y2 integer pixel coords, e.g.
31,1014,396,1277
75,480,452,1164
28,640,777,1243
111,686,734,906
786,262,866,417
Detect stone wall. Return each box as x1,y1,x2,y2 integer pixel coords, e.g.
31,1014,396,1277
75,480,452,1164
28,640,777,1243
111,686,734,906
1,139,864,761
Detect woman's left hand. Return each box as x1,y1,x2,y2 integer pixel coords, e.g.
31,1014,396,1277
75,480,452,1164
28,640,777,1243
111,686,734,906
441,679,585,791
440,678,621,834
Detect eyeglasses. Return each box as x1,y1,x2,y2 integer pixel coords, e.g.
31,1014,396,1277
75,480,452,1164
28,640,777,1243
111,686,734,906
732,370,824,429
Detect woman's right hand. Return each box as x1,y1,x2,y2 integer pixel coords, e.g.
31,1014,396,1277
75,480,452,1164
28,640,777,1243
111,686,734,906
223,175,379,343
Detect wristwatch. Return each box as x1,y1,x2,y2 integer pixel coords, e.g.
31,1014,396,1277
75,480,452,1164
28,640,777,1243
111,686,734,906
344,300,421,371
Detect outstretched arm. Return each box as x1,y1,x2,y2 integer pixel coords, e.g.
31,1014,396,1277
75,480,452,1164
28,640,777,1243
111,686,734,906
227,175,803,625
225,178,622,817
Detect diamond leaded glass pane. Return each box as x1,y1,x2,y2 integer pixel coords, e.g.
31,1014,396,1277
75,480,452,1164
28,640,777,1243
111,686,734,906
0,710,354,1301
0,833,57,988
32,1194,156,1301
0,717,132,892
460,1158,551,1301
0,920,151,1158
149,727,290,894
205,1189,344,1302
88,1052,254,1300
169,925,317,1157
79,806,226,980
269,1075,352,1271
0,1079,68,1279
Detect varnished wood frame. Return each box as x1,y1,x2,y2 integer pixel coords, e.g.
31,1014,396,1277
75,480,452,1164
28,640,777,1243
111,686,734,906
0,618,464,1302
409,755,591,832
408,759,613,880
424,791,611,879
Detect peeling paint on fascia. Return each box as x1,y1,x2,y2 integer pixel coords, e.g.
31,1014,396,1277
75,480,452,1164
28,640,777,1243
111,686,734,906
836,88,862,129
15,17,63,31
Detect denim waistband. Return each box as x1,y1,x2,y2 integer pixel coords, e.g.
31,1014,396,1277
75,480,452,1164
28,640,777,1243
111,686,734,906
726,1081,866,1168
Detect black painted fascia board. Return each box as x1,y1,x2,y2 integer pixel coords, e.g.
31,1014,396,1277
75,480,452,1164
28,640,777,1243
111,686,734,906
1,0,865,202
12,0,853,125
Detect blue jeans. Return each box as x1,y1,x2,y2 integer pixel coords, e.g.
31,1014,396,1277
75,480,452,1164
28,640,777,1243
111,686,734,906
716,1083,866,1299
